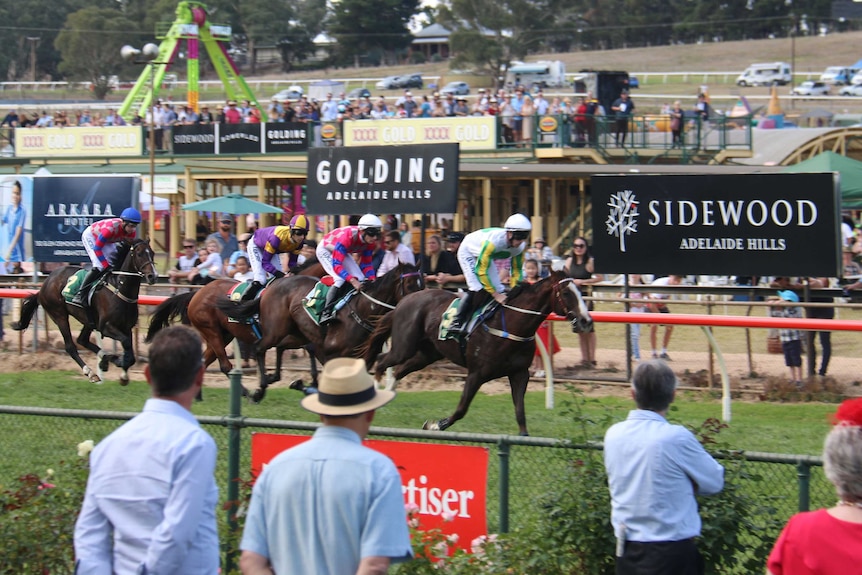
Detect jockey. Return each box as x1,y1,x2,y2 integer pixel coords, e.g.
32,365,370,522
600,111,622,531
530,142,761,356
243,214,310,301
315,213,382,324
449,213,531,336
72,207,141,308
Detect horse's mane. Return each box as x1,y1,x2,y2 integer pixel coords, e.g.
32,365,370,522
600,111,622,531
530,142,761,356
111,239,144,268
366,262,420,294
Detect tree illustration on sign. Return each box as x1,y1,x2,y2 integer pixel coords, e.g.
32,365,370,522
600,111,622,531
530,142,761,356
605,190,639,252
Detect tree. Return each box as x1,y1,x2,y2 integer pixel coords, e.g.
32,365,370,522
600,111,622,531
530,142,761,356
328,0,420,66
55,7,138,100
437,0,546,89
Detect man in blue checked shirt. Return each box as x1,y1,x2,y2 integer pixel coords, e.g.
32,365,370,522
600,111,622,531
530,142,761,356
604,360,724,575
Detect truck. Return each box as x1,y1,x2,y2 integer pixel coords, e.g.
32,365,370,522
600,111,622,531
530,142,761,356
505,60,567,89
571,70,633,116
735,62,793,87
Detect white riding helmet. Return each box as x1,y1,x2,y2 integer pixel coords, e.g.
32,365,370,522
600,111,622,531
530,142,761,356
357,214,383,230
504,213,532,232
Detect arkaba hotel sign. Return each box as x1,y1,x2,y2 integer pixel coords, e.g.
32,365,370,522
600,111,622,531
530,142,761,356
591,173,841,277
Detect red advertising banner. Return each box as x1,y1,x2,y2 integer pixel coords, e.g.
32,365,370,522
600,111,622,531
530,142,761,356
250,433,489,550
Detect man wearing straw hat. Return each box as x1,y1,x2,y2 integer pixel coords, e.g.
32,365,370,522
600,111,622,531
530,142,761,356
239,357,413,575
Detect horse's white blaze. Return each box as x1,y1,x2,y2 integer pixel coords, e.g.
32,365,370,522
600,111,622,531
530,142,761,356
566,281,593,323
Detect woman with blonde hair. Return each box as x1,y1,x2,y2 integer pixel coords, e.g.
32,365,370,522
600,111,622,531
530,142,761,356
521,94,535,147
767,398,862,574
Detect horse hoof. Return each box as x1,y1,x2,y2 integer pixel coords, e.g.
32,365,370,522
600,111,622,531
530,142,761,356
89,375,103,384
288,379,305,392
422,420,441,431
251,388,267,403
99,359,110,372
119,377,129,387
519,431,530,437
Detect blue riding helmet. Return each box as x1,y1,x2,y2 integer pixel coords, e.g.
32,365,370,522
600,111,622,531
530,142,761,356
120,207,142,224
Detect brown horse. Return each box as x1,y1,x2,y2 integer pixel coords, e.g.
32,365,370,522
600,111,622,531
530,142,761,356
145,260,326,395
216,262,424,402
11,239,158,384
363,270,593,435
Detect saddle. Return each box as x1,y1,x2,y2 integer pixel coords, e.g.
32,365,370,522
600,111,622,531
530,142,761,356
227,281,261,302
62,269,108,304
303,281,356,325
438,298,498,341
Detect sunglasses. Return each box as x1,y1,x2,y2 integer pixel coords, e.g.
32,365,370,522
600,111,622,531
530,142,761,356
574,244,587,248
292,230,308,236
510,232,529,241
364,229,381,237
184,245,195,249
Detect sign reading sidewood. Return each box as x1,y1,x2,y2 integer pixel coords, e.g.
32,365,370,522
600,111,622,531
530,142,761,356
591,173,841,277
306,144,459,214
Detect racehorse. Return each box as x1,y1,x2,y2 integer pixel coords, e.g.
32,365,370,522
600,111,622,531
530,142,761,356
11,239,158,384
145,260,326,395
363,271,593,436
215,262,424,402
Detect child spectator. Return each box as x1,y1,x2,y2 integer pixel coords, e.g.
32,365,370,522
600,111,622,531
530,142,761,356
188,239,223,285
523,259,559,377
620,274,648,362
770,290,804,386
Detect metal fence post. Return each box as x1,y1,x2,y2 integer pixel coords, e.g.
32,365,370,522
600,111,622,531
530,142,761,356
225,365,243,572
796,461,811,512
497,439,510,533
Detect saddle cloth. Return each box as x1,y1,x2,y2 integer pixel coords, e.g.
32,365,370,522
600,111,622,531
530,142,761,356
438,297,496,340
302,281,354,325
61,270,90,303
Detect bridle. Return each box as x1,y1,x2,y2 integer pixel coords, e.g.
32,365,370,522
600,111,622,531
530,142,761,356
102,242,157,304
349,269,423,332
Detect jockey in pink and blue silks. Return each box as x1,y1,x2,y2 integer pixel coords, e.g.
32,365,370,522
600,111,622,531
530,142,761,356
315,214,382,324
243,214,309,301
72,207,141,309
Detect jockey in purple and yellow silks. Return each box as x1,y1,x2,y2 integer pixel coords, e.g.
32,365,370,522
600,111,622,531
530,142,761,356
315,214,382,324
449,213,531,336
243,214,310,301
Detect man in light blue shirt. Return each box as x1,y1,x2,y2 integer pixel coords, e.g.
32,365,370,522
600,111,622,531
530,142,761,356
240,357,413,575
74,325,219,575
604,360,724,575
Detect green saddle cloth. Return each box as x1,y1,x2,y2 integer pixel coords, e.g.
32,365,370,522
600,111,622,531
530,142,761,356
438,297,495,340
61,270,89,302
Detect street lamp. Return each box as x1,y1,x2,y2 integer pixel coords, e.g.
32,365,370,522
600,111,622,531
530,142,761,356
121,43,164,243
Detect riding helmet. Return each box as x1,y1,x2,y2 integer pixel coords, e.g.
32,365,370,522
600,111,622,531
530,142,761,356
504,213,531,231
289,213,310,233
120,207,142,224
357,214,383,230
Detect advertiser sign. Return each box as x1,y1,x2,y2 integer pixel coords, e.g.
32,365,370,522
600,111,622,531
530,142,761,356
251,433,488,551
218,123,262,154
343,117,496,150
172,124,216,155
592,173,840,277
14,126,143,157
263,122,309,153
31,175,138,262
306,144,459,214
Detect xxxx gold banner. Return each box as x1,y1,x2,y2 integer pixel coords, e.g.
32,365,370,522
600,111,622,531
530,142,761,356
343,116,496,150
14,126,143,157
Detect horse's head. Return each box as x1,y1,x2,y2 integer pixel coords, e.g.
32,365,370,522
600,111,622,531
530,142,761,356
125,239,159,285
550,272,594,333
367,263,424,303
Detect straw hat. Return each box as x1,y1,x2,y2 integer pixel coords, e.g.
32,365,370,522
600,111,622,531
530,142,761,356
301,358,395,416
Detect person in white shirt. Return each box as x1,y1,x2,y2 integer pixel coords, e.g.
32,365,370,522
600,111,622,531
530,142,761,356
648,275,684,360
320,93,339,121
377,230,416,276
74,325,219,575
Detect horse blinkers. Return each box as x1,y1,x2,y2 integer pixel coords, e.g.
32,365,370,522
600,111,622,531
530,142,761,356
133,241,159,285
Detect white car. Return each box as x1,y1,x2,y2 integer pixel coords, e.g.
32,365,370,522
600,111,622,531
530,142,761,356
839,84,862,97
791,81,830,97
272,85,304,101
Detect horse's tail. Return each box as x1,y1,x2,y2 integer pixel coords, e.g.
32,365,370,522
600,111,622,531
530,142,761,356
10,294,39,331
145,291,194,343
214,296,260,321
361,309,396,370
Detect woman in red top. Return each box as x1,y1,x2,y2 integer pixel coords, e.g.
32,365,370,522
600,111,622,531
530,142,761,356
767,398,862,574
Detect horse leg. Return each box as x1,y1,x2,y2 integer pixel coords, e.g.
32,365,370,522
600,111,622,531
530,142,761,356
423,372,484,432
113,332,137,387
376,350,434,391
508,369,531,436
68,323,102,384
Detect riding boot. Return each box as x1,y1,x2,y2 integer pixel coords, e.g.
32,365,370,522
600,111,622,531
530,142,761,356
72,268,103,307
242,281,263,302
450,291,475,336
320,284,342,325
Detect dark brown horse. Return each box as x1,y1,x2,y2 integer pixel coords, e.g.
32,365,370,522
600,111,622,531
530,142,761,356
11,239,158,384
215,262,424,401
145,260,326,394
363,271,593,435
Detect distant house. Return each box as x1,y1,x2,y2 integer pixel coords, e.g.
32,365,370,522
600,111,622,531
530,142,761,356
411,23,452,60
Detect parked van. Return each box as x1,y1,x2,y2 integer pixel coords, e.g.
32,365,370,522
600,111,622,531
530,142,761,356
505,60,567,89
735,62,792,87
820,66,854,85
851,70,862,85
